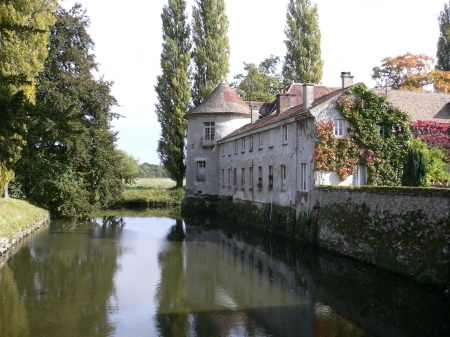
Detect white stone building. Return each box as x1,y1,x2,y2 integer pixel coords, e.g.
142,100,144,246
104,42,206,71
186,73,362,210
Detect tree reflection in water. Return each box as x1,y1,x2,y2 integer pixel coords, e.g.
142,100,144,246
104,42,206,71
3,217,125,337
155,219,189,336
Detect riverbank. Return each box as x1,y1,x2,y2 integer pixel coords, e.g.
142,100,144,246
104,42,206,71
0,198,49,256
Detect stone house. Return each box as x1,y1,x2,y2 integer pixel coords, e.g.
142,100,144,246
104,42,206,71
186,73,359,211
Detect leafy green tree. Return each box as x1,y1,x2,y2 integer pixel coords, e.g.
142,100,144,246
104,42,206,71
282,0,323,85
402,149,427,187
437,2,450,71
191,0,230,106
409,139,450,184
14,4,123,215
231,55,281,102
0,0,57,196
137,163,169,178
156,0,191,188
116,150,139,184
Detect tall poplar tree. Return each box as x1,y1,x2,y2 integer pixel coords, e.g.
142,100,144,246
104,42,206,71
155,0,191,188
191,0,230,106
282,0,323,84
437,2,450,71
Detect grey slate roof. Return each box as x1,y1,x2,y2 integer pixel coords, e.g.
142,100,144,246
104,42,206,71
187,82,250,116
378,90,450,123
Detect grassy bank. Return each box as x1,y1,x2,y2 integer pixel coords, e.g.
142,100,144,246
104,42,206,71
121,178,185,207
0,198,49,239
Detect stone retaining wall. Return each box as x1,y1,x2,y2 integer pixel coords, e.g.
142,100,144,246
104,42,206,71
306,187,450,288
0,217,48,260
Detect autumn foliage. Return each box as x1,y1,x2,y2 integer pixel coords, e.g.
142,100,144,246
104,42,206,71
372,52,450,93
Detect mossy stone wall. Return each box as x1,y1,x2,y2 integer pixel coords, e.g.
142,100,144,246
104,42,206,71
309,186,450,287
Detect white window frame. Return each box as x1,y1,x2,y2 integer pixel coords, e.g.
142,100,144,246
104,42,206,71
258,166,263,188
300,163,308,191
250,135,254,150
197,161,206,182
241,168,245,187
249,167,253,187
334,120,344,137
281,165,286,185
269,165,273,188
378,124,385,138
242,137,246,151
259,132,263,148
352,166,367,186
204,122,215,141
283,125,288,144
233,168,237,187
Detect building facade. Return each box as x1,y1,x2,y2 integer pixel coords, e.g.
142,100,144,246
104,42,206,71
186,73,361,210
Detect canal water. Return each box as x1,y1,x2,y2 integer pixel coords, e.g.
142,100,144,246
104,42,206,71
0,210,449,337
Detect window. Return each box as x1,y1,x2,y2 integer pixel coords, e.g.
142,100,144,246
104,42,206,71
352,166,367,186
242,137,246,151
197,161,206,182
259,132,263,148
269,129,274,147
334,120,344,137
233,168,237,187
222,169,225,186
283,125,288,143
204,122,215,140
228,141,232,155
269,165,273,189
281,165,286,185
258,166,263,188
300,163,308,191
378,124,384,138
228,169,231,186
241,168,245,187
235,139,238,153
249,167,253,187
250,135,254,150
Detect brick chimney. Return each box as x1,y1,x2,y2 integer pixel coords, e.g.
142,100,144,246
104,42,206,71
341,72,354,88
250,102,259,124
303,83,314,110
276,88,296,114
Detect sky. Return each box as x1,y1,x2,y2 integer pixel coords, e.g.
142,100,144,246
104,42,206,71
59,0,446,164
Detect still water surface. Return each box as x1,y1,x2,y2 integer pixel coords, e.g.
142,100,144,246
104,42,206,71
0,210,449,337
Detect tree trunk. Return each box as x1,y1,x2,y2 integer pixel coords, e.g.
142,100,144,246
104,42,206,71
176,177,183,188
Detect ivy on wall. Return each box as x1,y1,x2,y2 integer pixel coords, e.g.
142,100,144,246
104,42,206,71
314,83,412,185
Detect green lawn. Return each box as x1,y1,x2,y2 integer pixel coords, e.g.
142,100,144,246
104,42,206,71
0,198,49,239
127,178,181,189
122,178,185,207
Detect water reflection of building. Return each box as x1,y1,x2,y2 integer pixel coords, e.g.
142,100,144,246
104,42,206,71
184,226,316,336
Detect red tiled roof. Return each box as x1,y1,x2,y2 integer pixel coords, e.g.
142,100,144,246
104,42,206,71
187,82,250,116
283,83,339,109
220,88,346,141
375,89,450,123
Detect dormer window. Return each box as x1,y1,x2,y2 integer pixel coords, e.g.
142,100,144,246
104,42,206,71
334,120,344,137
204,122,215,140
